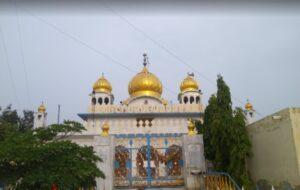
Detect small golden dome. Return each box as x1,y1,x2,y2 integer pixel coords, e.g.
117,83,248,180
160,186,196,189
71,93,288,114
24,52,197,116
93,74,112,94
128,65,163,98
245,101,253,111
38,103,46,113
187,118,196,136
180,73,199,93
101,122,109,136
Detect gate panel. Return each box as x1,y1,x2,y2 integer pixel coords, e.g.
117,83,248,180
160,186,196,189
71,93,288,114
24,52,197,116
114,134,184,189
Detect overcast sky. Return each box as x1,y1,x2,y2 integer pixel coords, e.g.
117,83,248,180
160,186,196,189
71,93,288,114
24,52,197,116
0,1,300,123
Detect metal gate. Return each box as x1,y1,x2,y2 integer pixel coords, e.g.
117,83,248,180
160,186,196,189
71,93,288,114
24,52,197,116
114,133,184,189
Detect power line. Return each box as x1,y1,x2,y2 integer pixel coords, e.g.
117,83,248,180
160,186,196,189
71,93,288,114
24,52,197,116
101,2,264,117
16,4,263,117
101,1,215,84
19,6,135,74
12,0,32,108
17,5,178,97
0,28,21,108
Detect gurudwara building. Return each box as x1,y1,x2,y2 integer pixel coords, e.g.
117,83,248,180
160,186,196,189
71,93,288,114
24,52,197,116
34,54,208,189
32,54,300,189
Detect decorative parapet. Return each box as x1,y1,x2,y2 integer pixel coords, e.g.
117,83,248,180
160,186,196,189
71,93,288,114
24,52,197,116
88,103,204,114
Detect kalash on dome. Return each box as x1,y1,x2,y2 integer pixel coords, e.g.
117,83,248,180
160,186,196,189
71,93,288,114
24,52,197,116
58,54,206,189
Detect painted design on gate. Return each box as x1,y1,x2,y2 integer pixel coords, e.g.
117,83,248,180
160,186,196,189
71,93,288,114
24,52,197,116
165,145,182,176
114,134,184,188
136,145,163,177
114,145,130,178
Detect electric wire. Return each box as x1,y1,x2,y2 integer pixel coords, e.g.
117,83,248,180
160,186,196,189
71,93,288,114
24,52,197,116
0,28,21,108
17,6,178,97
17,4,263,117
101,2,264,117
12,0,32,108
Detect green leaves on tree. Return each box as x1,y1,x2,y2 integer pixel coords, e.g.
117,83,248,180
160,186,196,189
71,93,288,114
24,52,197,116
202,75,252,187
0,106,105,190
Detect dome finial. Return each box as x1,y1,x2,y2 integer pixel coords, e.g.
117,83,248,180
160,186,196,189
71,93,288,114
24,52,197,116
128,57,163,98
188,72,194,77
143,53,148,67
187,118,196,135
38,102,46,113
245,99,253,111
101,122,110,136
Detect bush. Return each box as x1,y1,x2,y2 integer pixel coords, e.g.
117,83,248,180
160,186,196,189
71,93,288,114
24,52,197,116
256,179,272,190
294,185,300,190
278,181,293,190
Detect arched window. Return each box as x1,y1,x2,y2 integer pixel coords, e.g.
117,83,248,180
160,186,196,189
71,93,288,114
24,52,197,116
190,96,195,104
104,97,109,105
98,97,103,105
196,96,200,103
183,96,188,104
92,97,96,105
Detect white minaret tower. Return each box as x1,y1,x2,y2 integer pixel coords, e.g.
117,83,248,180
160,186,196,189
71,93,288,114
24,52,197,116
33,102,47,129
178,72,202,105
245,99,255,124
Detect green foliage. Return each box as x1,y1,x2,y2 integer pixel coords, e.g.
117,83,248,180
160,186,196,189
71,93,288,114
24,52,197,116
202,75,252,187
229,107,252,186
278,181,293,190
0,106,105,190
256,179,272,190
195,120,203,134
19,110,34,132
0,105,34,132
203,94,219,161
0,105,20,125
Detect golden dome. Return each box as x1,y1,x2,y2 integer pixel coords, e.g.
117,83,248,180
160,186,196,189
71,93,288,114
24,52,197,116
245,101,253,111
187,118,196,136
128,66,163,98
38,103,46,113
93,74,112,94
180,74,199,93
101,122,109,136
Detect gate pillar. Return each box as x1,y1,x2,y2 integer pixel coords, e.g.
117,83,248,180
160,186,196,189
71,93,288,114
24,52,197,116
183,134,206,190
94,135,114,190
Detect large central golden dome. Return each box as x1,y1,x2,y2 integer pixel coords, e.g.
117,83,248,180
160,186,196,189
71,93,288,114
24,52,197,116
128,66,163,98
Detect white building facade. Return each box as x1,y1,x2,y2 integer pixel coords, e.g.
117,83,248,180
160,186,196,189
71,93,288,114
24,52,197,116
76,54,206,189
35,54,207,189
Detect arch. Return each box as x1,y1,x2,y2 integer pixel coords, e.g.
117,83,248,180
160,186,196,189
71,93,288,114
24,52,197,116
104,97,109,105
183,96,188,104
98,97,103,105
196,96,200,103
190,96,195,104
91,97,96,105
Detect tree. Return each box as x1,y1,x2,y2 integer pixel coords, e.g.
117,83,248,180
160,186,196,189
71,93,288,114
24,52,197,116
0,105,34,132
0,107,105,190
19,110,34,131
0,105,20,125
202,75,251,186
0,105,19,141
230,107,252,186
202,95,219,161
